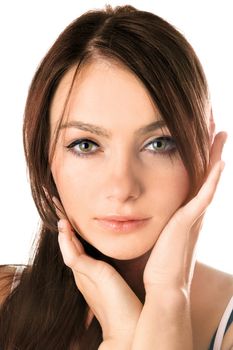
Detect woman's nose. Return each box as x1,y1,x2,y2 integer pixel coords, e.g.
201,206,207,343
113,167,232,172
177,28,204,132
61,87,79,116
103,154,143,202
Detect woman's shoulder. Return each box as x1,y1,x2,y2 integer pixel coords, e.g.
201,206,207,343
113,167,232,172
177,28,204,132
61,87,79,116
191,261,233,350
0,264,26,305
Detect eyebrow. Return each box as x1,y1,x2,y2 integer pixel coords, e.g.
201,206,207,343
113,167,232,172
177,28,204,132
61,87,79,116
59,119,167,138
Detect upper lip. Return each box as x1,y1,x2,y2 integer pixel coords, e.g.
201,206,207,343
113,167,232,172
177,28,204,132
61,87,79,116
96,215,150,221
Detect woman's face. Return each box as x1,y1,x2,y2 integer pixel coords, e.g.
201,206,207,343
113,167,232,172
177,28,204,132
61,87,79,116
50,60,190,260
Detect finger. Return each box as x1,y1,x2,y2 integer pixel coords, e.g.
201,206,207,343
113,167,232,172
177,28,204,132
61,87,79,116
188,131,227,230
53,196,67,220
177,160,225,228
57,219,97,303
209,131,227,170
58,217,142,341
191,212,204,233
57,219,109,294
57,217,112,283
57,219,138,312
144,151,225,291
58,219,126,285
58,219,85,262
72,254,120,284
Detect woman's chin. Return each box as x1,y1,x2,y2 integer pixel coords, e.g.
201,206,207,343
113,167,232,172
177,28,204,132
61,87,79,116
97,243,153,261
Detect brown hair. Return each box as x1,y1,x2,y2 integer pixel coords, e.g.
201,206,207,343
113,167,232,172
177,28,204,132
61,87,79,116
0,4,211,349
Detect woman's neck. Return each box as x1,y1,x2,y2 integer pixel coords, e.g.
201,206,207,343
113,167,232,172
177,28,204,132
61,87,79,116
111,249,152,303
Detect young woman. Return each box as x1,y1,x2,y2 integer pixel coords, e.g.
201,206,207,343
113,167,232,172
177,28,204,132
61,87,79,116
0,4,232,349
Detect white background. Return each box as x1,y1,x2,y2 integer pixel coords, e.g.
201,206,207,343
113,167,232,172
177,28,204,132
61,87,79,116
0,1,232,273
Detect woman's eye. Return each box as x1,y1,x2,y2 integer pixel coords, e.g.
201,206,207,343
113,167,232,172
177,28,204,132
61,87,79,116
145,136,176,154
66,139,99,157
66,136,177,158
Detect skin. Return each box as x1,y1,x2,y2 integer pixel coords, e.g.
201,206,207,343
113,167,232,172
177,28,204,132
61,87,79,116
49,59,231,349
50,60,190,262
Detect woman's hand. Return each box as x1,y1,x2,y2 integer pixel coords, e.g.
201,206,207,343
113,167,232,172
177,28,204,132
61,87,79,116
131,131,227,349
54,130,227,349
54,198,142,350
143,131,227,293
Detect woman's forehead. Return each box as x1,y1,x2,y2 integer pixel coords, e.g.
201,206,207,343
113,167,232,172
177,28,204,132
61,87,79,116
50,60,161,131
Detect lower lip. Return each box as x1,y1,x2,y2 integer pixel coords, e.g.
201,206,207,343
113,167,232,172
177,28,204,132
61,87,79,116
95,218,150,233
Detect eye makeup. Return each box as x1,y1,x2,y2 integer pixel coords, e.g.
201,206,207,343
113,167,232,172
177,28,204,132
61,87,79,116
65,136,177,159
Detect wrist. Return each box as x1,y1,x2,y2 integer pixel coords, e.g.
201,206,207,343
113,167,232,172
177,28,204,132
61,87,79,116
143,287,192,337
131,288,193,350
145,285,190,309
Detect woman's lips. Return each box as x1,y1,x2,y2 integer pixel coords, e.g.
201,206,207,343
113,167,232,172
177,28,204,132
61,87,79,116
95,218,151,233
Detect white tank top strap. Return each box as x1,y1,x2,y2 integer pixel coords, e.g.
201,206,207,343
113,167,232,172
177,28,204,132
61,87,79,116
10,265,26,293
213,295,233,350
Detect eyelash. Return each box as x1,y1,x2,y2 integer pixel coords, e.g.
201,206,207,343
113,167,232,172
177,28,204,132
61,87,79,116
65,136,177,158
